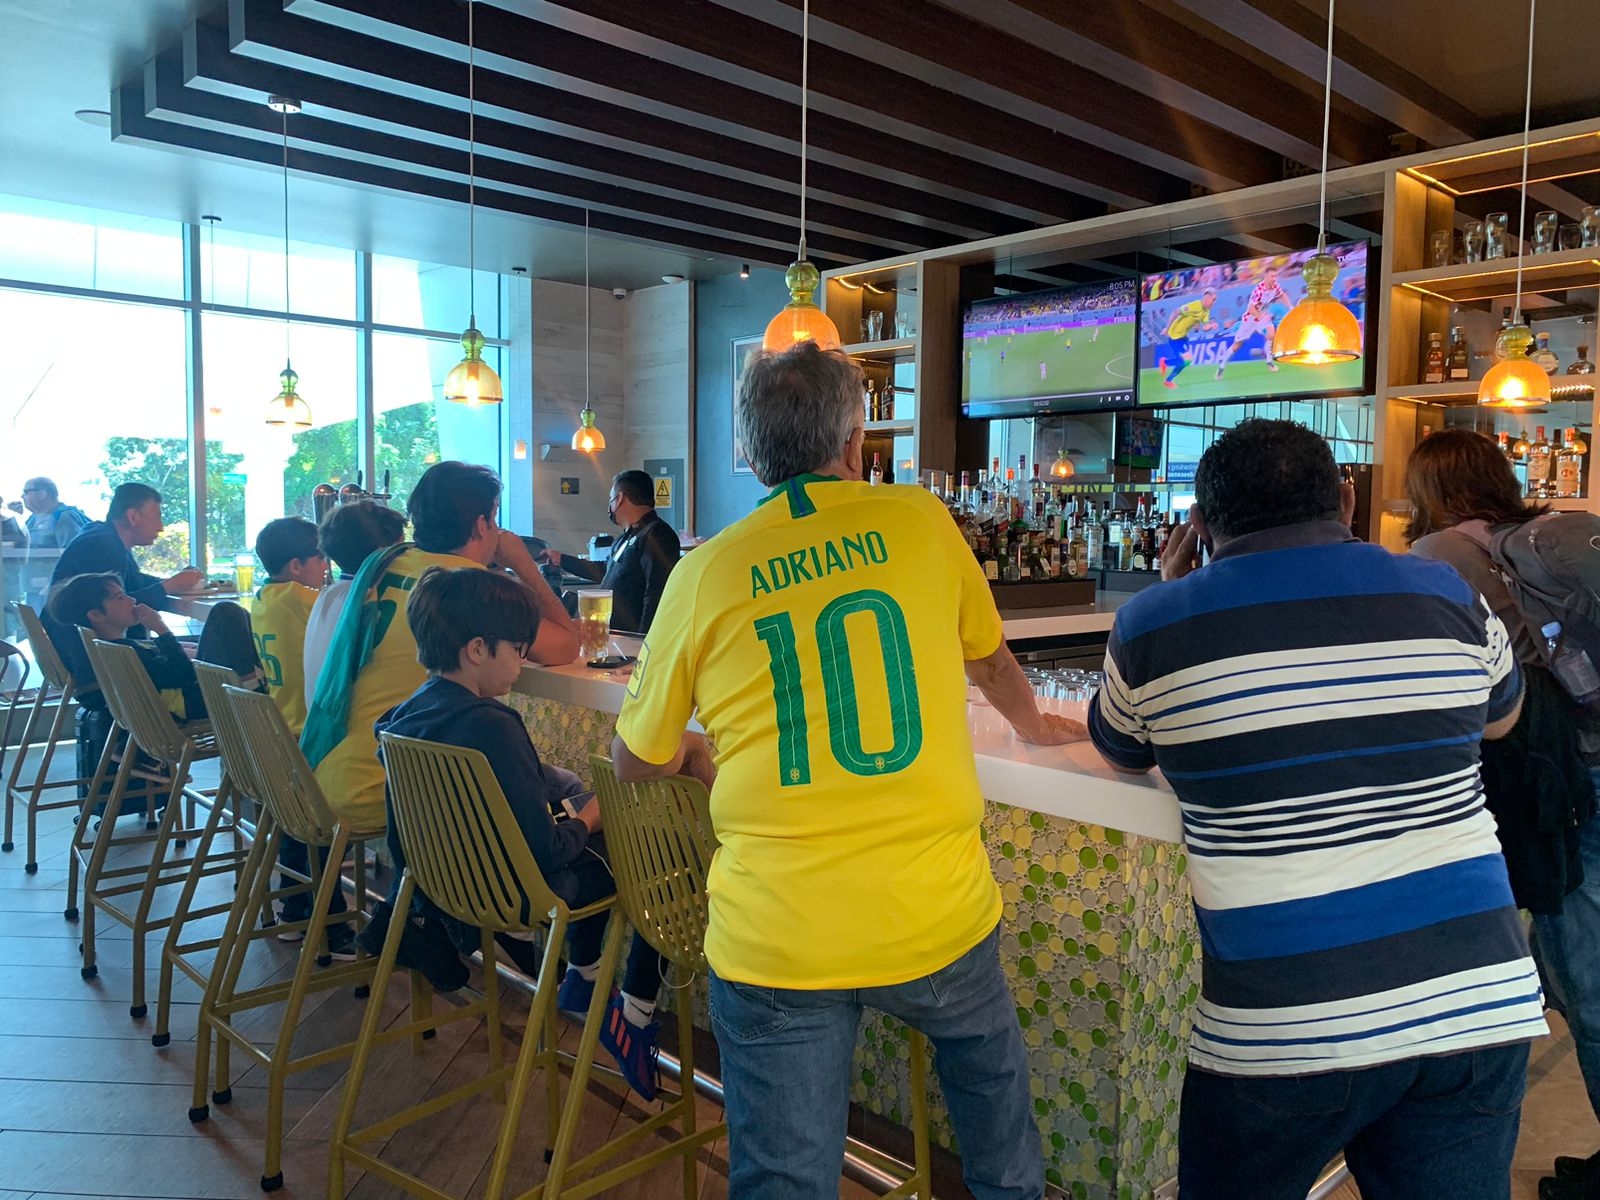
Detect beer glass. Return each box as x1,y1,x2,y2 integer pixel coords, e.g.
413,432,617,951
1485,212,1509,259
1463,220,1486,263
576,589,614,658
233,553,255,594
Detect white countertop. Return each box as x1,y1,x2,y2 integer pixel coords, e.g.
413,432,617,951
514,637,1181,844
997,591,1137,640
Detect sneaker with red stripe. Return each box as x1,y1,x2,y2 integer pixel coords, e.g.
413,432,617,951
598,995,659,1101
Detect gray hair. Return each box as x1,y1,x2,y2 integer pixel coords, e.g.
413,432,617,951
23,477,58,500
736,342,862,485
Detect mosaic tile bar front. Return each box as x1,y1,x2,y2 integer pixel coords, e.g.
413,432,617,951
506,692,1199,1200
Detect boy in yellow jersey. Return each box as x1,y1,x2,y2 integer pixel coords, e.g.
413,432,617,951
249,517,343,947
613,342,1082,1200
299,461,580,990
1156,287,1218,387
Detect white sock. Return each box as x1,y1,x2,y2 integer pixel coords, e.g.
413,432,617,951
574,961,600,982
621,993,656,1028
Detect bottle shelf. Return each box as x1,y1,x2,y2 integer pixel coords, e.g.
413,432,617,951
1385,378,1596,405
1391,246,1600,304
842,338,918,361
864,419,915,435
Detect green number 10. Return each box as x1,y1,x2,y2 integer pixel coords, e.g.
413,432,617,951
753,588,923,787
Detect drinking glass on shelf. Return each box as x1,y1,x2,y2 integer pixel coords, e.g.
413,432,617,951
233,554,255,594
1484,212,1509,259
1561,224,1583,251
1533,210,1559,254
894,310,913,339
1583,206,1600,247
1463,220,1486,263
866,310,885,342
576,589,614,659
1429,228,1452,267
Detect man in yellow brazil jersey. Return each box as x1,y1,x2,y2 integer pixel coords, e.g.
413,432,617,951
612,341,1084,1200
300,460,580,989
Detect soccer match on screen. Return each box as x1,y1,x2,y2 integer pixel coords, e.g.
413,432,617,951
961,279,1136,419
1136,240,1368,405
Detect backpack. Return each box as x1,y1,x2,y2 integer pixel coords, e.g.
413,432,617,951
1456,512,1600,706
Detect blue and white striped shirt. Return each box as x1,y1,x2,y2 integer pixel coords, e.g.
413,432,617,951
1089,521,1547,1077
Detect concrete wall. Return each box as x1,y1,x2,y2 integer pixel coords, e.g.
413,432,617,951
622,281,694,527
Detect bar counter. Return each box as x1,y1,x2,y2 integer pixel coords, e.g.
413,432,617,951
509,648,1196,1200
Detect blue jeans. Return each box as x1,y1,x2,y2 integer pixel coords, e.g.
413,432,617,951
1530,769,1600,1121
1178,1043,1529,1200
709,922,1044,1200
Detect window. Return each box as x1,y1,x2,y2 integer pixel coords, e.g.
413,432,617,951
372,332,502,514
205,227,357,321
371,255,501,337
0,290,189,573
0,195,184,299
202,314,358,571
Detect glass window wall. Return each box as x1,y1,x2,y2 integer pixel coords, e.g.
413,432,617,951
0,197,184,299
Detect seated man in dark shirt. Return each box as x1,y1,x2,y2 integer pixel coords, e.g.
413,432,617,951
51,481,202,609
544,469,680,634
372,565,691,1099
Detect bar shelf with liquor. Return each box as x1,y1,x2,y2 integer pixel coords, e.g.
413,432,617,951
1392,244,1600,306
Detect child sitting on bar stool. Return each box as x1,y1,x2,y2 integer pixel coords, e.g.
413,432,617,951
369,565,685,1099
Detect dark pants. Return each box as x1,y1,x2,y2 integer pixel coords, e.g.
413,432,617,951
385,826,666,1002
1177,1042,1530,1200
277,836,351,923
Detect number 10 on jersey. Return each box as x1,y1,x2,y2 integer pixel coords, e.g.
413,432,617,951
753,588,923,787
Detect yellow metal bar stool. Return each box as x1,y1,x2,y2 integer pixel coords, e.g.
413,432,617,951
588,756,933,1200
5,604,102,895
74,634,244,1019
189,684,391,1193
332,732,619,1200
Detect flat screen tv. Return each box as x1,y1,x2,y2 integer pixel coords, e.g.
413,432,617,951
961,279,1137,419
1136,239,1370,406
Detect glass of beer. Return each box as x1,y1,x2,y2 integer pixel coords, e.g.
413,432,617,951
233,553,255,594
576,589,614,659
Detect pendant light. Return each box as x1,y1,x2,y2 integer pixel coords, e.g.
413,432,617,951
1050,449,1076,479
1271,0,1362,366
762,0,842,354
1479,0,1550,409
264,97,312,429
443,0,504,406
572,208,606,453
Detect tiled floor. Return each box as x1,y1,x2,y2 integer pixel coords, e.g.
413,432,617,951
1,738,1596,1200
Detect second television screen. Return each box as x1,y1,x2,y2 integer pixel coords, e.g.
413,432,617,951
961,279,1137,419
1138,240,1369,406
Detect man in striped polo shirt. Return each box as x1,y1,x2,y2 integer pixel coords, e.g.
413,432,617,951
1090,419,1544,1200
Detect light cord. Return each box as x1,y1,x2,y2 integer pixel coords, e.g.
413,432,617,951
281,106,291,366
1316,0,1334,253
1513,0,1537,324
584,207,591,409
467,0,477,326
798,0,809,262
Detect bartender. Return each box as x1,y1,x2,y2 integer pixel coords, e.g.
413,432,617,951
543,469,681,634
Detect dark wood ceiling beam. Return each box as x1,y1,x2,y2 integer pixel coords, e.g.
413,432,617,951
933,0,1384,169
143,48,886,266
178,19,938,256
1163,0,1483,149
498,0,1186,209
275,0,1101,225
706,0,1280,192
232,0,1037,239
110,77,792,267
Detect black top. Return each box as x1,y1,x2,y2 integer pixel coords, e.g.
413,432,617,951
559,509,681,635
50,521,169,610
376,677,591,907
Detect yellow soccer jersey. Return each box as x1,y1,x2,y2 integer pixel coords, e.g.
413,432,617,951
1165,299,1212,339
616,475,1005,989
251,581,320,736
312,549,481,829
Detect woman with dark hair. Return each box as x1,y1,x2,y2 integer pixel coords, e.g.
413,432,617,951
1407,427,1600,1200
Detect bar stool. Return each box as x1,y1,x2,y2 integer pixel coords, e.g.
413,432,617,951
588,755,932,1200
190,683,391,1193
331,732,617,1200
74,634,245,1018
4,604,99,889
0,638,28,779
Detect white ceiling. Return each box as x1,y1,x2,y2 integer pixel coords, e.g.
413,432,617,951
0,0,749,290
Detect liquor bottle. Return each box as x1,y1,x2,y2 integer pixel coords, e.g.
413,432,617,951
977,533,999,582
1526,426,1553,497
1157,510,1175,559
1556,428,1584,499
958,470,973,517
1040,517,1060,579
989,456,1003,492
1423,332,1446,384
1085,502,1106,570
1004,468,1017,520
1569,345,1596,376
866,380,880,423
1531,332,1561,375
1067,511,1088,579
1496,431,1514,461
880,380,895,421
1447,327,1470,381
869,452,883,487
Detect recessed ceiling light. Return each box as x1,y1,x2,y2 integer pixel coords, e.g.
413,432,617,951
74,109,111,128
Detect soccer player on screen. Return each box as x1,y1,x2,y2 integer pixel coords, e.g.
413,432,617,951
1156,289,1218,387
1214,270,1287,380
